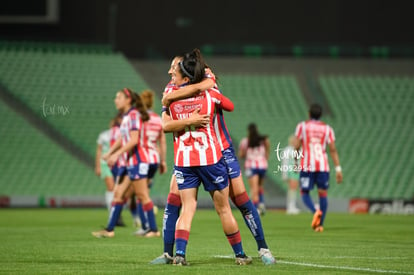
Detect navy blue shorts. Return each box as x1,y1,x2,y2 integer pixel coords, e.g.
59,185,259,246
300,171,330,191
174,157,229,192
245,168,267,179
222,146,242,179
118,163,149,181
111,165,119,181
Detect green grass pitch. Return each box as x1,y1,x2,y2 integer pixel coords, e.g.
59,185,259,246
0,208,413,274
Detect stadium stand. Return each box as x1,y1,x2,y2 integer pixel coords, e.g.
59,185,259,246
320,76,414,199
216,74,308,196
0,41,148,157
0,41,171,199
0,99,100,196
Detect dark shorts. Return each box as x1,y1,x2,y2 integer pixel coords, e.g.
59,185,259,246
222,146,242,179
174,157,229,192
245,168,267,179
299,171,330,191
118,163,149,181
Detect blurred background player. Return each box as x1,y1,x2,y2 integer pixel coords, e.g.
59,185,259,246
95,122,115,212
95,113,126,225
281,135,301,214
92,88,159,238
238,123,270,215
294,103,343,232
133,89,167,235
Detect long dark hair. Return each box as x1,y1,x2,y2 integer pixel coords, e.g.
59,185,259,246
111,111,123,127
177,48,206,84
247,123,267,148
121,88,149,122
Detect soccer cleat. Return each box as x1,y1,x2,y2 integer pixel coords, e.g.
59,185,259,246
149,253,174,265
173,256,188,266
286,207,300,215
144,230,161,238
133,217,141,228
92,229,114,238
314,226,324,232
258,248,276,265
311,209,323,229
134,228,150,236
235,254,253,265
258,203,266,216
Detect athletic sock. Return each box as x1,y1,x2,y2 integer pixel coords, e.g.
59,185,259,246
232,192,268,250
163,193,181,256
301,190,316,213
136,200,148,230
106,202,123,231
287,189,297,210
319,191,328,226
105,191,114,211
259,187,265,204
226,231,244,256
143,201,157,231
175,229,189,257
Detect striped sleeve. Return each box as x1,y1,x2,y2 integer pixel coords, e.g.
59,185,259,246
295,122,303,140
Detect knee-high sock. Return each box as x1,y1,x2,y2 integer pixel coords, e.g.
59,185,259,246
232,192,267,250
226,231,245,257
259,187,265,204
319,191,328,225
136,200,148,230
106,202,123,231
301,190,316,213
143,201,157,231
163,193,181,256
175,229,189,257
105,191,114,211
287,189,297,209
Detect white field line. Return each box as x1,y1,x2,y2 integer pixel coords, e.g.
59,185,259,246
279,260,414,275
213,255,413,274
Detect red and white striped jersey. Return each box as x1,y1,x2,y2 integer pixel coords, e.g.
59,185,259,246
204,73,234,151
120,107,149,167
239,138,268,170
144,110,163,164
295,119,335,172
169,88,233,167
109,124,126,167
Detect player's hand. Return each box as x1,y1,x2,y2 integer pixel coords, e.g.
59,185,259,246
102,152,110,161
189,107,209,127
107,154,118,167
205,68,216,79
336,171,343,183
162,93,172,108
159,161,167,175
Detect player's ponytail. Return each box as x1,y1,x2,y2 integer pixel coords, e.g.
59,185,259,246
247,123,267,148
180,48,205,84
140,89,155,110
